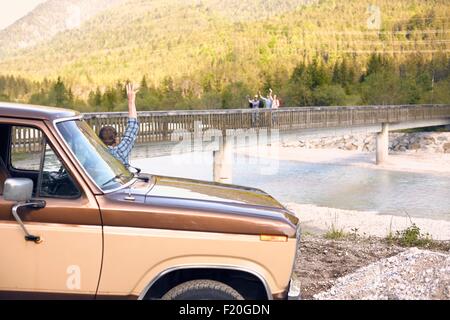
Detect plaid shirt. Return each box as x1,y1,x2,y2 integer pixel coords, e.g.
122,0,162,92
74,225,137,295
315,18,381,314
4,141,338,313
107,118,139,167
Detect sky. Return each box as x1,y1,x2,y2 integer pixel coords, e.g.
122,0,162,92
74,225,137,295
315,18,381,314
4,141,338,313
0,0,47,30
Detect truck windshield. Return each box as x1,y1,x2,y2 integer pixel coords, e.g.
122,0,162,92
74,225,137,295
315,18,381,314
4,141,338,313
56,119,134,191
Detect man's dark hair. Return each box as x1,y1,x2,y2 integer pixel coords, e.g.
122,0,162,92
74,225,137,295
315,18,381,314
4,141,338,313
99,126,117,146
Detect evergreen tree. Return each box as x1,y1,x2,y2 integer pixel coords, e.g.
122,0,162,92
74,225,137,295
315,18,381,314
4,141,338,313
103,88,117,112
140,76,149,92
307,59,329,89
87,90,97,107
53,77,68,107
67,88,74,108
94,87,102,109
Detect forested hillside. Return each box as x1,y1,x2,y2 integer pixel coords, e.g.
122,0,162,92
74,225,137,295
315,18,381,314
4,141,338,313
0,0,449,111
0,0,125,57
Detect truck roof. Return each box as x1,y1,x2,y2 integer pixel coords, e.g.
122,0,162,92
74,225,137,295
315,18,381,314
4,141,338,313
0,102,79,121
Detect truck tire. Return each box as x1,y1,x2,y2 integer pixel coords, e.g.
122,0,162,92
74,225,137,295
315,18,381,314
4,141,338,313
161,280,244,300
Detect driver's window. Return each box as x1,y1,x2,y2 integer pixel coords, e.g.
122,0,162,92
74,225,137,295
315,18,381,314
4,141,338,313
10,126,44,171
39,143,81,198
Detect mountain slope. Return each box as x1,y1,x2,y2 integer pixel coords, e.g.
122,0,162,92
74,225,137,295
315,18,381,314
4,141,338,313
0,0,448,95
0,0,125,57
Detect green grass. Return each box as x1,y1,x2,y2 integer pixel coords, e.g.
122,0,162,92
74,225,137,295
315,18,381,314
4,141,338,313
385,223,450,250
324,224,348,240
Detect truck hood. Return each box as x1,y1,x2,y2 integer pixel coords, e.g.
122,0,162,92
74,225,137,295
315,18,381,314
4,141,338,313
99,174,299,237
147,175,286,208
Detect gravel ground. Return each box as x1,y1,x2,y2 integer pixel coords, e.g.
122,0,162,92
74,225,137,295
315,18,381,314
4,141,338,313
294,235,404,299
314,248,450,300
295,234,450,300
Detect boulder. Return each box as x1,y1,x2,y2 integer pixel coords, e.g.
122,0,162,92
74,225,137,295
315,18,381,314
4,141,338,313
409,143,421,150
345,143,358,151
444,142,450,153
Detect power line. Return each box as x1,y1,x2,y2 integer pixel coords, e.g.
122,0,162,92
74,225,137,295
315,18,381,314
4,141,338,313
382,16,450,22
88,37,450,55
340,49,450,54
5,39,448,64
294,30,450,36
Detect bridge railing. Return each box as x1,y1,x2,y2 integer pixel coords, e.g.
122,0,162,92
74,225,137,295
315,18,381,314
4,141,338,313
82,104,450,144
9,104,450,152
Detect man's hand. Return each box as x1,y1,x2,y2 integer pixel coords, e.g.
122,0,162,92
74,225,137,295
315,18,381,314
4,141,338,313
126,83,139,118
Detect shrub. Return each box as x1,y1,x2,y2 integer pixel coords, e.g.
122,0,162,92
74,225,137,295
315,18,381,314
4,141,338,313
387,224,433,247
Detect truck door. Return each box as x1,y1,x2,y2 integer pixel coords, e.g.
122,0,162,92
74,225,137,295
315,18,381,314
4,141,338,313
0,120,103,299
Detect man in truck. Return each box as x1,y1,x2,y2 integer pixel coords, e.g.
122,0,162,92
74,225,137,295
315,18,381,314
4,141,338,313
98,83,140,168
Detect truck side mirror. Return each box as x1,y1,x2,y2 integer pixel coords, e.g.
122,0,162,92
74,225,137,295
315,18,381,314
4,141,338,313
3,178,45,243
3,178,33,202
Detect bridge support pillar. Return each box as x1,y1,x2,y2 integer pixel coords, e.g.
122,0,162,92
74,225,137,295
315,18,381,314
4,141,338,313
213,133,233,184
376,123,389,164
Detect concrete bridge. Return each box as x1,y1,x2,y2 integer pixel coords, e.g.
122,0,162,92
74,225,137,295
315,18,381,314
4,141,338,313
82,104,450,182
12,104,450,182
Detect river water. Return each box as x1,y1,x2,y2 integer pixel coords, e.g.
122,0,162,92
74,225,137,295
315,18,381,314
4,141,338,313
131,144,450,221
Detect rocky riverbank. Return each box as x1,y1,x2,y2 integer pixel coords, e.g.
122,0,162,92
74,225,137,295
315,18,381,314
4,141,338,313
283,132,450,153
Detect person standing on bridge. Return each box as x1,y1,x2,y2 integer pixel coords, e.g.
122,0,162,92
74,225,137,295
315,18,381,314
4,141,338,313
99,83,140,168
248,94,260,109
259,89,273,109
270,92,280,125
272,93,280,109
248,94,260,126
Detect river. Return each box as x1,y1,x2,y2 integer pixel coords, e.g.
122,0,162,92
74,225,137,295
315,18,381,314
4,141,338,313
130,143,450,221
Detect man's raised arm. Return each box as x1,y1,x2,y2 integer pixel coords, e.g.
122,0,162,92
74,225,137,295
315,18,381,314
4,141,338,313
115,83,140,163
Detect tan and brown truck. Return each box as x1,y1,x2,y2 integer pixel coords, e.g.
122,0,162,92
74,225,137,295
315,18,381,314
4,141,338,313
0,102,301,300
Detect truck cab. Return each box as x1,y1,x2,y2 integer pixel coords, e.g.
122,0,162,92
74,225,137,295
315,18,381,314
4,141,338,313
0,102,301,300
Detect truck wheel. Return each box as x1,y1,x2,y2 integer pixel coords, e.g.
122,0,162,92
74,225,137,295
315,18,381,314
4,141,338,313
161,280,244,300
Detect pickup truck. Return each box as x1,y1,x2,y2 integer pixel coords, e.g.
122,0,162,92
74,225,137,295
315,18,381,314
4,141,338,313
0,102,301,300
